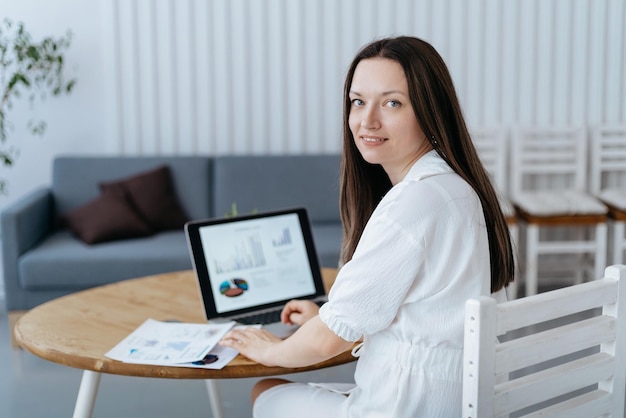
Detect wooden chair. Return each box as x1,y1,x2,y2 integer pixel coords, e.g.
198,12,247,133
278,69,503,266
509,126,608,295
589,125,626,265
463,264,626,418
472,127,519,298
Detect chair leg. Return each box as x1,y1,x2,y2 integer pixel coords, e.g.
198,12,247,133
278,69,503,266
525,225,539,296
506,224,519,299
613,221,625,265
595,223,607,280
574,227,585,285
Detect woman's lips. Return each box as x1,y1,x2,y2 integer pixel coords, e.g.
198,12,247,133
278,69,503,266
361,136,387,143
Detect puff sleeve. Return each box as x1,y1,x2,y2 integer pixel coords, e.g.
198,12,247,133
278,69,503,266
319,216,425,342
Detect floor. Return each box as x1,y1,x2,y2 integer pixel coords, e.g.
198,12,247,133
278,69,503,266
0,298,357,418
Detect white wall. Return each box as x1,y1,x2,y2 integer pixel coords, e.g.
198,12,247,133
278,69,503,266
1,0,113,210
104,0,626,156
1,0,625,210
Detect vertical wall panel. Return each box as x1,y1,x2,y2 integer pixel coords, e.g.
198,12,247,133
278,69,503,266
518,0,537,125
103,0,626,156
266,0,287,153
464,0,483,125
552,0,571,125
448,0,466,111
193,0,213,154
604,0,624,124
569,0,589,126
154,0,177,153
174,0,196,154
211,0,232,154
284,1,305,153
622,3,626,123
587,0,606,125
248,0,268,153
136,0,159,153
230,0,252,153
303,0,323,154
116,0,139,153
482,0,500,126
429,0,449,59
499,0,518,125
535,0,553,125
412,0,431,40
321,0,343,151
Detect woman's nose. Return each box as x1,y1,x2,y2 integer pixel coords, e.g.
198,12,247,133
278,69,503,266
361,106,381,130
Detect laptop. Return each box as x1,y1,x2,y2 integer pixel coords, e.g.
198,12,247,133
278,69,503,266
185,207,327,338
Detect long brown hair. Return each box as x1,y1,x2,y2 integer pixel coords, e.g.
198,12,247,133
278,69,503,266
339,36,514,292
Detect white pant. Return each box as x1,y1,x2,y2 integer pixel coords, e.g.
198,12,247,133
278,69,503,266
253,382,351,418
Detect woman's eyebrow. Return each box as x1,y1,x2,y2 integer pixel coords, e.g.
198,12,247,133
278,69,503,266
349,90,407,96
381,90,406,96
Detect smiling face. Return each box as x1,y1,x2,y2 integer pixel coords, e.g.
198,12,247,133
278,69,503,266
348,57,432,185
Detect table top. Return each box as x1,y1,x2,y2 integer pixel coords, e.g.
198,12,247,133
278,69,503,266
15,268,356,379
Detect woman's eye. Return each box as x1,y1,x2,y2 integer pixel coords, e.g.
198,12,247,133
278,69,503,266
385,100,400,108
351,98,364,106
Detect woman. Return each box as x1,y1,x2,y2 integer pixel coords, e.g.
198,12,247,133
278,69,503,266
220,36,514,417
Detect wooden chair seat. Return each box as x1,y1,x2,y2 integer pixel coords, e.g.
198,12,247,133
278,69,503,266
513,190,607,217
598,189,626,221
513,207,608,225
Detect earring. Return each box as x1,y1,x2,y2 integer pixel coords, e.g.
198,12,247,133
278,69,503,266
430,135,438,145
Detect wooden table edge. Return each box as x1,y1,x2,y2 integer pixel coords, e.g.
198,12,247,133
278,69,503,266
14,268,357,379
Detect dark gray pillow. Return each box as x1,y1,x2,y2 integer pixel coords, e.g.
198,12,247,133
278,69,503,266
100,165,189,231
65,189,153,244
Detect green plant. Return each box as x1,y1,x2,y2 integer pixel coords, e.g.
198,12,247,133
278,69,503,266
0,18,76,192
224,202,258,218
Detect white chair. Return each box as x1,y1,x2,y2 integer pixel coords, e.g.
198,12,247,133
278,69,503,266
472,127,519,298
509,126,608,295
589,125,626,265
463,264,626,418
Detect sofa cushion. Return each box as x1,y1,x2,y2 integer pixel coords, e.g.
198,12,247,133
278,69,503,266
310,223,343,268
212,155,341,222
65,189,153,244
52,156,212,222
19,230,192,290
100,165,189,231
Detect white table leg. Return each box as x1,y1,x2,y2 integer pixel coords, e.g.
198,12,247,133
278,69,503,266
205,380,224,418
73,370,101,418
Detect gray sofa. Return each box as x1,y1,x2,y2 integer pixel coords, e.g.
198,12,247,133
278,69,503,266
2,155,342,313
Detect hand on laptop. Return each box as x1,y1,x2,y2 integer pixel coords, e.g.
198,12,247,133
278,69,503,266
281,300,320,326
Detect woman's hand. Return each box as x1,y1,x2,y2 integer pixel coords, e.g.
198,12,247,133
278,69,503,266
281,299,321,326
220,327,283,366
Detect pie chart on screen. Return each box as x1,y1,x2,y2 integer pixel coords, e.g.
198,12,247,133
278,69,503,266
219,278,249,297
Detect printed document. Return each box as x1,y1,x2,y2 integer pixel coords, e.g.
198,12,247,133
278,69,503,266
105,318,236,369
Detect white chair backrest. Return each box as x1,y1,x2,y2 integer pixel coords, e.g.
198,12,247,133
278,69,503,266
510,126,587,198
471,127,508,191
589,125,626,194
463,264,626,418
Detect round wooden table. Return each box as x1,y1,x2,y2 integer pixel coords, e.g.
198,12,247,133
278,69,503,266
15,268,355,418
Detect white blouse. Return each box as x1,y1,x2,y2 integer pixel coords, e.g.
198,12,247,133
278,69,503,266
318,150,495,417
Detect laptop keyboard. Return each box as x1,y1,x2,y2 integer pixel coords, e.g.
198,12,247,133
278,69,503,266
237,309,282,325
235,300,326,325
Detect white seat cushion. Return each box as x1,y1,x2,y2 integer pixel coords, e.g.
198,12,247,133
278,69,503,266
513,190,608,216
599,188,626,211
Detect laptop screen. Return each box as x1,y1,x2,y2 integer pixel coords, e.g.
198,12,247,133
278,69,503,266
185,208,326,319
